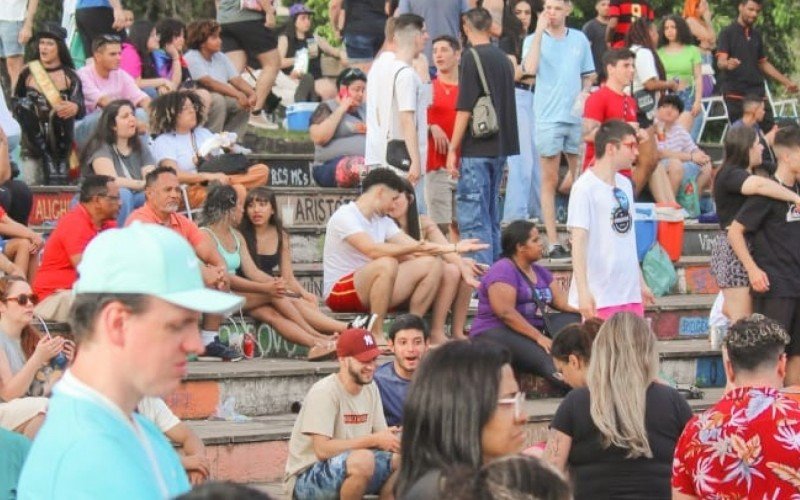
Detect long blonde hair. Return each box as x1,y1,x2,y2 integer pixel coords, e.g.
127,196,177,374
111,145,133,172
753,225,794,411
587,313,659,459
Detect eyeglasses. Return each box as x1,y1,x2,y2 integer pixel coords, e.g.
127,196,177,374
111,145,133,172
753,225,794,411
498,392,525,420
5,294,38,306
94,34,121,49
613,187,629,212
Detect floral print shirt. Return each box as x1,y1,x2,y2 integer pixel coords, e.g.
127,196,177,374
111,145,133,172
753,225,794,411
672,386,800,498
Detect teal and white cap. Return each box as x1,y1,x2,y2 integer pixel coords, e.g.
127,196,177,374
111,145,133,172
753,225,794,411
75,222,244,315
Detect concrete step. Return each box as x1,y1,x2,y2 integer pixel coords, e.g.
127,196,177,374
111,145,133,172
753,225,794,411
168,338,722,422
291,256,718,298
186,386,725,485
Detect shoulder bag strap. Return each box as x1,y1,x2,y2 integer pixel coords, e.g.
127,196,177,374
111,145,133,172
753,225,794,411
510,258,550,313
381,66,410,142
469,48,491,97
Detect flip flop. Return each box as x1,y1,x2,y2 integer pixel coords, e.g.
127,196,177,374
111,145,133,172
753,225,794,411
307,341,337,362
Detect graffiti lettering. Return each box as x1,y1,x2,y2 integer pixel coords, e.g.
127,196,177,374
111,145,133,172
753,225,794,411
278,194,355,226
268,165,311,187
30,192,75,225
679,316,708,337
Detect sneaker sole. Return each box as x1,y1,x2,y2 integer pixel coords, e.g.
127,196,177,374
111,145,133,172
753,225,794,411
196,355,243,362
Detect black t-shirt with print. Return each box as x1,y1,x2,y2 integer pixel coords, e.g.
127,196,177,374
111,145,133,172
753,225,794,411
735,183,800,297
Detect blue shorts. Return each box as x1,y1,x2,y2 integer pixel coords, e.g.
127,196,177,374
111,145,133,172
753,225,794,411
293,450,393,500
535,121,582,157
344,33,385,62
0,21,24,58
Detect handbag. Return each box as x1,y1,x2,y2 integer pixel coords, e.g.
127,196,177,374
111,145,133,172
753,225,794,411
191,132,249,175
469,48,500,139
513,260,581,338
381,67,412,171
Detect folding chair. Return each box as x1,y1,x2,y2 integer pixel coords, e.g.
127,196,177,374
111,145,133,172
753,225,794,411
697,96,729,144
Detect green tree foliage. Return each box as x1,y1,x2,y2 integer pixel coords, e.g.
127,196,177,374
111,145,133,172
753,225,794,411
570,0,799,79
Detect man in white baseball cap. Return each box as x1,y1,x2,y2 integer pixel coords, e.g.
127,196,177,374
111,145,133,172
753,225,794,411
18,222,244,498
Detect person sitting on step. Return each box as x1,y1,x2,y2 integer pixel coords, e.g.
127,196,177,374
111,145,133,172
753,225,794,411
32,175,119,323
126,166,236,360
322,168,444,342
75,34,151,152
149,90,268,209
12,23,85,186
81,99,155,227
373,313,430,427
285,328,400,499
199,184,342,361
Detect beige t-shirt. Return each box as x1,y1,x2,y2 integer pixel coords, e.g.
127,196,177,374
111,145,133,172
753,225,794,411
284,373,387,491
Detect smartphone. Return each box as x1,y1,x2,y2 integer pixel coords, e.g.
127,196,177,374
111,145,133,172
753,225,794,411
338,87,350,100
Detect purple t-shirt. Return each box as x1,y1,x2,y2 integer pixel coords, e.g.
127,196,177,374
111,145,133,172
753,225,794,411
470,258,554,335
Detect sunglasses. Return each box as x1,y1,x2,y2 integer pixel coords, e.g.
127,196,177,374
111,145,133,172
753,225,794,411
5,293,38,306
613,187,629,213
498,392,526,420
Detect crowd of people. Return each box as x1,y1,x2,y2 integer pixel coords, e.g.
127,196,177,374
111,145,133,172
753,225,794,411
2,0,800,497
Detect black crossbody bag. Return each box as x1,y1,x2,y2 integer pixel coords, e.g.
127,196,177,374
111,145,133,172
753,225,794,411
512,260,581,338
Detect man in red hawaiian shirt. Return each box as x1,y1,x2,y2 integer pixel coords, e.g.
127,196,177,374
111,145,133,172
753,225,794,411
672,314,800,499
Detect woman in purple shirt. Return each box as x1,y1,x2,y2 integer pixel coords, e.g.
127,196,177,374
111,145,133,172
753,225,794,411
471,220,575,388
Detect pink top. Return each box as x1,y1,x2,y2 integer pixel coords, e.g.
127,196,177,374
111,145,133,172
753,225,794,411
119,42,142,79
77,61,148,114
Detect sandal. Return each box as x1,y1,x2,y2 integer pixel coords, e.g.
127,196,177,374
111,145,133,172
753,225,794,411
307,341,337,362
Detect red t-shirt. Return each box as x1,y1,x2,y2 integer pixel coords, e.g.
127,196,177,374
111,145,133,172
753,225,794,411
32,205,116,300
672,386,800,498
427,77,459,172
583,85,638,175
125,203,205,249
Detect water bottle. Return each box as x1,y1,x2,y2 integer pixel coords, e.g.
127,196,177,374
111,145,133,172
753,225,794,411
51,351,68,370
243,335,255,358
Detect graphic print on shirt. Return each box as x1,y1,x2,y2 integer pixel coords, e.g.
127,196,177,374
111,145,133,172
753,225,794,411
611,187,632,234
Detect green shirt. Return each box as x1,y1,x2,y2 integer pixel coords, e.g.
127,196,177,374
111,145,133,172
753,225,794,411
658,45,701,87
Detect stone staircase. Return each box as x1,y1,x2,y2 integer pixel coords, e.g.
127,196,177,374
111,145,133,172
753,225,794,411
28,151,728,493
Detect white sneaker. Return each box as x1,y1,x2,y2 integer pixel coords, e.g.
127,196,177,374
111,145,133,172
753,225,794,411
249,111,280,130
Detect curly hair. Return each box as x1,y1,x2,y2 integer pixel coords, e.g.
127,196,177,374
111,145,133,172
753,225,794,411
200,183,239,226
148,90,205,135
658,15,695,47
725,314,790,373
186,20,221,51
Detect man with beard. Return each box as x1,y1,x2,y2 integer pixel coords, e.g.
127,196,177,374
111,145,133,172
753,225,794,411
717,0,798,129
285,328,400,499
373,314,429,426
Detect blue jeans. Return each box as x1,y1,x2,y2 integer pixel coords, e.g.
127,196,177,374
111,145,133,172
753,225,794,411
293,450,393,500
344,33,384,62
117,188,146,227
503,89,541,222
675,86,703,141
457,156,506,265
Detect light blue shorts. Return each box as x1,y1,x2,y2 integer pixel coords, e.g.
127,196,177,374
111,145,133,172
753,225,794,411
535,121,582,157
0,21,24,58
293,450,393,500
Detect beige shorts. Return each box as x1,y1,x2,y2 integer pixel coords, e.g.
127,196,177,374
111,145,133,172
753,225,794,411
424,169,457,225
34,290,74,323
0,397,47,431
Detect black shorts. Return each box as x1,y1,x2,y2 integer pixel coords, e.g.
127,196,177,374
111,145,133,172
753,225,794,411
220,20,277,56
754,296,800,356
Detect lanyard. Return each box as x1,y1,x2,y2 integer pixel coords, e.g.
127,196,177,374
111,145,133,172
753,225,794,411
57,371,171,498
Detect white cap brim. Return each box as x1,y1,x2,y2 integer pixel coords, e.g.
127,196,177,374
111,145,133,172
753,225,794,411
158,288,245,315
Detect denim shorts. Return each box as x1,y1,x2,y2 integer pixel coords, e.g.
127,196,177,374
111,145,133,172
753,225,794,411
0,21,24,58
293,450,393,500
534,121,582,157
344,33,385,62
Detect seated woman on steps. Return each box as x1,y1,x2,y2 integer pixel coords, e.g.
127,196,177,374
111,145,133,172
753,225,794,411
13,23,85,187
549,318,603,389
387,178,485,344
150,90,269,209
469,220,575,390
0,276,75,439
240,187,321,303
81,99,154,227
200,185,341,361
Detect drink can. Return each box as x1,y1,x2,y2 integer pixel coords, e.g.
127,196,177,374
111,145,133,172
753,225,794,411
243,336,255,358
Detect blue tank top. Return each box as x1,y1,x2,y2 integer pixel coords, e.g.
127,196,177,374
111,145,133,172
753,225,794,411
201,227,241,274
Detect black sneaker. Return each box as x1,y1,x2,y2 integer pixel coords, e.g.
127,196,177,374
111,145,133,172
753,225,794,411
200,337,243,362
548,244,572,263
